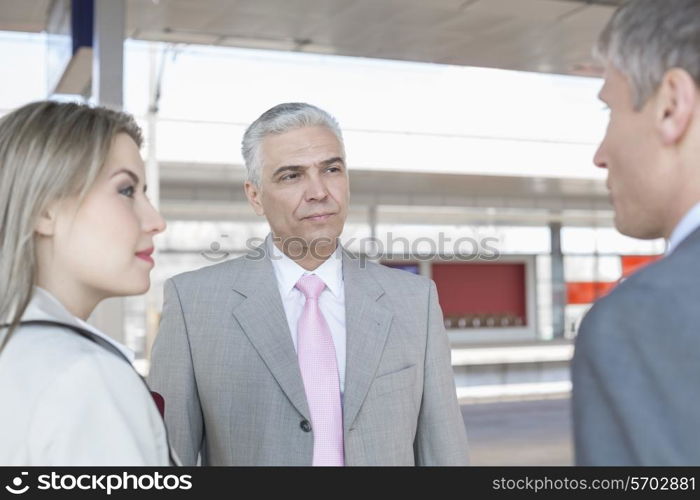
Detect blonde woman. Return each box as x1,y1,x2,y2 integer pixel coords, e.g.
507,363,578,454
0,101,171,465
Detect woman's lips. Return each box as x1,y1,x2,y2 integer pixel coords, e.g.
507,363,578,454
136,247,155,264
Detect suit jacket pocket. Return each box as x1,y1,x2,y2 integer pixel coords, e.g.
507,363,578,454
369,364,417,399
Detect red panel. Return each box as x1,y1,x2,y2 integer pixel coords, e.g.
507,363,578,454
566,281,617,305
621,255,661,277
431,263,527,321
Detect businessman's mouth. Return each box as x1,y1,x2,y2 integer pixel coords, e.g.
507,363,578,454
302,213,335,222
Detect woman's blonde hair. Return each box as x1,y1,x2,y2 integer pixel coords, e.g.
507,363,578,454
0,101,143,350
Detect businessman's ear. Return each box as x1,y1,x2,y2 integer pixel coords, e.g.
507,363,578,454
656,68,697,146
244,181,265,216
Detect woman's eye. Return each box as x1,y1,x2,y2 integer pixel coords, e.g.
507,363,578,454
119,185,135,198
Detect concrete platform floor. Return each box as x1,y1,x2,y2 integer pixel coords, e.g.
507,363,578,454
461,396,573,466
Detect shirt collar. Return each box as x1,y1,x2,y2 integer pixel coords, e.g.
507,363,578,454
21,287,135,362
267,234,344,299
667,201,700,255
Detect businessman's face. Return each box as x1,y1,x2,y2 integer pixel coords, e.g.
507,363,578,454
593,65,671,239
245,125,349,256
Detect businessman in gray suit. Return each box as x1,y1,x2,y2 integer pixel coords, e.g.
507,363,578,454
148,102,469,466
572,0,700,465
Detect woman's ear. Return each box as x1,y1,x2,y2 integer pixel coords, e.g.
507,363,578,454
34,203,58,237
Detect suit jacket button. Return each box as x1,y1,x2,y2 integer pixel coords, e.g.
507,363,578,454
300,420,312,432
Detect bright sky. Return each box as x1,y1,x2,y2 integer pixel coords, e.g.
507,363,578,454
1,29,609,180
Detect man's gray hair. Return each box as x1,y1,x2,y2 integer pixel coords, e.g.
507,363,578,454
596,0,700,110
241,102,345,187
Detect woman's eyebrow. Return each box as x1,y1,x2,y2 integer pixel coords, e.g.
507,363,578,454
111,168,140,185
111,168,148,193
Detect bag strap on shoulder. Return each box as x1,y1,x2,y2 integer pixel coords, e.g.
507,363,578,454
1,319,179,465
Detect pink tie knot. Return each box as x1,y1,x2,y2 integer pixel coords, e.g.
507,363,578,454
295,274,326,300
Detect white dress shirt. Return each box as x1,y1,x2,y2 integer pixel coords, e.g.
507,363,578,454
0,287,169,465
268,236,347,396
667,201,700,255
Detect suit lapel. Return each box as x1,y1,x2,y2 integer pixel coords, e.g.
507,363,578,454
231,240,310,420
341,251,394,433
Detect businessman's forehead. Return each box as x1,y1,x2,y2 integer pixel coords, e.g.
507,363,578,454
598,65,633,108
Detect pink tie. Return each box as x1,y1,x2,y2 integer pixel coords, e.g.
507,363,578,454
295,274,345,466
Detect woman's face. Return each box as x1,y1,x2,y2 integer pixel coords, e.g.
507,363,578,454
44,133,166,300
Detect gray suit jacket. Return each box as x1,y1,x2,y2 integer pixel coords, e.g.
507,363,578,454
148,241,468,466
572,226,700,465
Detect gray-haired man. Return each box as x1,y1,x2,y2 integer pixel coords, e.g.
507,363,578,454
573,0,700,465
148,103,469,466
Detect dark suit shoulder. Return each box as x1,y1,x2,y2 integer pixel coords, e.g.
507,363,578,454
580,243,700,349
595,242,693,316
618,227,700,295
584,264,663,329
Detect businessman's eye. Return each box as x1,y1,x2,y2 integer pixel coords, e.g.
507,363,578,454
281,173,300,181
